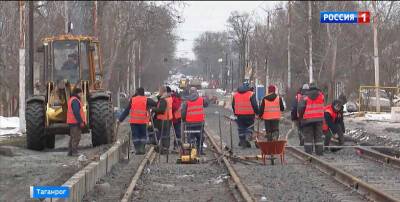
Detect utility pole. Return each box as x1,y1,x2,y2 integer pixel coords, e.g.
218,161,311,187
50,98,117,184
93,1,98,36
372,1,380,112
287,1,292,89
64,1,68,34
266,10,270,88
308,1,313,83
138,40,141,87
28,0,34,96
19,1,26,133
265,58,269,87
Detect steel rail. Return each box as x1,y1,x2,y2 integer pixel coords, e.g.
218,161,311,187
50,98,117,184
253,126,400,202
121,146,156,202
204,126,255,202
287,146,399,202
354,146,400,169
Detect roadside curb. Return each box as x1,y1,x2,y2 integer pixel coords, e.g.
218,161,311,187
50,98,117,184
44,135,130,202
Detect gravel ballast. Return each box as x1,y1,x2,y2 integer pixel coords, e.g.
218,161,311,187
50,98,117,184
205,105,366,202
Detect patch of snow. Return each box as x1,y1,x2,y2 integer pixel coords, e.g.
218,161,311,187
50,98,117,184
0,116,21,136
201,81,209,88
364,113,392,121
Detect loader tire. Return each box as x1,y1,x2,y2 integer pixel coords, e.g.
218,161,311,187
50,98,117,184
26,101,46,151
90,99,114,147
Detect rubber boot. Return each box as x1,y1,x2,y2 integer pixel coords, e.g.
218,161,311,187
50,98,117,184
160,137,170,154
136,143,146,155
272,131,279,141
323,134,330,152
245,140,251,148
133,143,141,154
298,130,304,146
238,136,247,149
315,145,324,156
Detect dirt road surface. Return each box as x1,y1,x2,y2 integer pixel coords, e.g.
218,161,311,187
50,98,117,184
0,124,129,202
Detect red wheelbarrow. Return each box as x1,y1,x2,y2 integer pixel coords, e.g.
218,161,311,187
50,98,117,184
255,139,287,165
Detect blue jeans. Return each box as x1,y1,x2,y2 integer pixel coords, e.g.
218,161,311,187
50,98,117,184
131,124,147,146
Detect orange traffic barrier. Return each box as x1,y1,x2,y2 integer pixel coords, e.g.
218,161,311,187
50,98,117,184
255,139,287,165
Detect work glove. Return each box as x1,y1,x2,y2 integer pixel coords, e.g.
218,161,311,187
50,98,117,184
80,122,86,129
116,119,120,126
332,133,339,139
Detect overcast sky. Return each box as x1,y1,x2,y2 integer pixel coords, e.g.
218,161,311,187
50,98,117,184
175,1,279,60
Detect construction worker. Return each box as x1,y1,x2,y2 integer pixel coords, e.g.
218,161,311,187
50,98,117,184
232,82,259,148
182,87,206,155
171,90,182,149
259,85,285,141
323,99,345,152
62,53,78,71
117,87,157,155
67,88,86,156
151,86,173,154
291,84,309,146
298,82,325,155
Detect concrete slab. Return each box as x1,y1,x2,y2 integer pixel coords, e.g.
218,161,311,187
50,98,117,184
391,107,400,122
84,163,98,193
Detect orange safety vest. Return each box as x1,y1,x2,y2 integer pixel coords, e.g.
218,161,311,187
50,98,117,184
174,107,182,119
322,104,338,132
233,91,255,115
129,96,148,124
303,92,325,122
67,96,87,124
156,97,173,120
262,96,281,120
186,97,205,123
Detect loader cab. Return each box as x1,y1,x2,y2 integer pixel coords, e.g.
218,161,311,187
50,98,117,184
39,35,103,89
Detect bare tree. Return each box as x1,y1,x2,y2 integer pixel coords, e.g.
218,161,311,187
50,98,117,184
227,11,254,83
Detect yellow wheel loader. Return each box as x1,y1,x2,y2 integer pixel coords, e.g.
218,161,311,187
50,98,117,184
26,35,114,151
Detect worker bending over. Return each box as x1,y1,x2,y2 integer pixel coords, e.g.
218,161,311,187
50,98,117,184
232,82,259,149
182,87,206,155
259,85,285,141
323,99,345,152
117,87,156,154
298,83,325,155
67,88,86,156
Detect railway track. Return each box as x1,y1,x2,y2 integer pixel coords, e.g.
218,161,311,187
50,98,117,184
254,127,400,202
79,105,400,202
204,106,400,202
83,133,239,201
205,125,367,202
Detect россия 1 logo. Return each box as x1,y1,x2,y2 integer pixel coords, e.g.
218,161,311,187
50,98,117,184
320,11,370,24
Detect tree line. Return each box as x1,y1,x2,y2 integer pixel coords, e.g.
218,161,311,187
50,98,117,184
0,1,184,116
192,1,400,105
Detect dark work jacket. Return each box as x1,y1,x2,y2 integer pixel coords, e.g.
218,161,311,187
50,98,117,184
70,98,83,127
259,93,285,118
118,96,157,123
